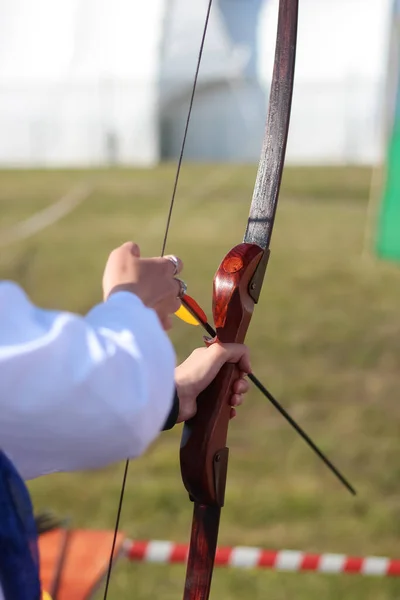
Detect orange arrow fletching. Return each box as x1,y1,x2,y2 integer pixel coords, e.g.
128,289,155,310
175,294,208,327
182,295,208,323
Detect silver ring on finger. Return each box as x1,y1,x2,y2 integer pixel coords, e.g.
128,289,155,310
166,255,180,276
175,278,187,299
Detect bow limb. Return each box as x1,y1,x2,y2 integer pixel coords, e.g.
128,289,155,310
180,1,299,599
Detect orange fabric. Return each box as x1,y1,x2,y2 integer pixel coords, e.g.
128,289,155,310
39,529,125,600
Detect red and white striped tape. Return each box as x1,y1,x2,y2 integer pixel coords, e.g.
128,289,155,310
124,540,400,577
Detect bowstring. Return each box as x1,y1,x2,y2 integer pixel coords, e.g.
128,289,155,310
102,2,213,597
161,0,214,256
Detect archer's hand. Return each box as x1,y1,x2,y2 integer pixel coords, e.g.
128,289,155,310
103,242,184,330
174,343,251,423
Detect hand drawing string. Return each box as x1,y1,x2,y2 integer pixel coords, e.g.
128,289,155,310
102,4,214,598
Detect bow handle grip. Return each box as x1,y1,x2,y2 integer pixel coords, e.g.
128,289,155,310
180,243,265,506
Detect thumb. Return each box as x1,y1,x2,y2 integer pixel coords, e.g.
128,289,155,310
209,342,251,374
121,241,141,257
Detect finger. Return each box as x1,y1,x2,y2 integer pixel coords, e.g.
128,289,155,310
236,348,251,374
155,295,181,316
171,296,182,313
174,278,187,299
159,314,173,331
232,378,250,395
196,343,242,386
162,275,185,301
163,255,184,276
230,393,244,407
121,241,141,257
229,407,237,420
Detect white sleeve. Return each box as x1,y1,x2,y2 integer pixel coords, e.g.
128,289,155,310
0,281,176,480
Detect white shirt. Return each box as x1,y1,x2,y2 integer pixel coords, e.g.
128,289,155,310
0,281,176,481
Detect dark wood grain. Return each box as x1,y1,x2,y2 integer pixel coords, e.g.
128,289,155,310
183,505,221,600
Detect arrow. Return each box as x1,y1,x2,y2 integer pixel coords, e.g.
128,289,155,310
176,295,356,496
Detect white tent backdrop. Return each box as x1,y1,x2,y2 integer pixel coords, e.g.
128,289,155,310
0,0,394,167
0,0,165,166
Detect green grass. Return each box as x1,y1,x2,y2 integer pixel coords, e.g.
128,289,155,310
1,165,400,599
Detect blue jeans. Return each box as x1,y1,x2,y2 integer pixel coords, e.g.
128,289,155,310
0,450,41,600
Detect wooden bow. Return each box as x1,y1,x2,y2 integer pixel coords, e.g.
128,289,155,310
179,1,299,598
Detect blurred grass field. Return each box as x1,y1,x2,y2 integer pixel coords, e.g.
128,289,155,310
1,164,400,599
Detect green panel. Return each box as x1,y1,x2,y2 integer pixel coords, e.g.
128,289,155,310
376,129,400,261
